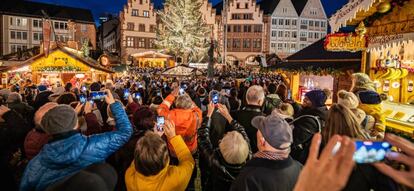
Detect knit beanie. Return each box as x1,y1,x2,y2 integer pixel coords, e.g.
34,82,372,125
133,106,155,131
352,73,376,91
38,85,48,92
41,105,78,135
305,90,327,107
90,82,101,92
337,90,359,109
357,90,382,105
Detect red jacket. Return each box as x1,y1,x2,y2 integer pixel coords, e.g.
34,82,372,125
158,94,202,154
24,129,49,160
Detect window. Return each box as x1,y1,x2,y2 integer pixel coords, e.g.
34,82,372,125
143,11,149,17
10,44,28,53
282,8,288,13
127,22,134,30
231,14,241,20
315,32,320,39
292,31,297,38
9,17,13,25
278,31,283,37
292,20,297,26
277,43,283,50
33,32,43,41
271,30,277,37
271,43,276,48
300,44,306,49
236,3,240,9
300,20,308,29
226,25,231,32
81,24,87,33
227,39,232,48
139,24,145,32
285,31,290,38
310,9,317,15
243,25,251,33
254,25,262,32
253,39,261,48
321,21,326,28
285,19,290,26
291,43,296,49
126,37,134,47
138,38,145,48
232,39,241,48
233,25,241,32
245,3,248,8
315,21,320,27
54,21,68,30
149,39,155,48
308,32,314,39
300,32,307,37
10,31,16,39
132,9,139,16
243,14,253,20
272,18,277,25
149,25,156,33
300,32,307,41
17,32,22,39
33,20,42,28
309,21,314,27
16,18,27,27
139,0,143,4
22,32,27,40
279,19,284,25
243,39,250,48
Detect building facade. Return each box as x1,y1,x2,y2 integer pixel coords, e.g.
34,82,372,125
215,0,265,66
119,0,157,62
98,17,121,54
267,0,327,58
0,0,96,56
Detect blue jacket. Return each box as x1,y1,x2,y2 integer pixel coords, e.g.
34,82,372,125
20,102,132,191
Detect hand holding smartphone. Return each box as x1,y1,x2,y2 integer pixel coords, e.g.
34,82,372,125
212,93,219,105
156,116,165,132
353,141,391,164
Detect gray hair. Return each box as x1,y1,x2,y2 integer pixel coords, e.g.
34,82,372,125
219,131,250,164
6,92,22,103
246,85,265,104
175,94,193,109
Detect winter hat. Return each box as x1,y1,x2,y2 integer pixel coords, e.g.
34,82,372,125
337,90,359,109
41,105,78,135
357,90,382,105
305,90,327,107
352,73,376,91
352,108,367,125
90,82,101,92
251,114,292,149
38,85,48,92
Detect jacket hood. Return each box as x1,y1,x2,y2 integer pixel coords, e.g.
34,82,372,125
39,133,86,168
299,106,328,121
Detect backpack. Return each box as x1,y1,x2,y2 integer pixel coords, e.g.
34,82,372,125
290,115,323,164
263,97,281,115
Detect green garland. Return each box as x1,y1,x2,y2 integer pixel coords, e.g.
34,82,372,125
262,67,344,77
385,127,414,142
37,66,82,72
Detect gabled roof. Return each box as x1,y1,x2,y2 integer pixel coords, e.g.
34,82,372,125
272,38,362,71
0,45,114,73
0,0,94,23
257,0,281,15
291,0,308,16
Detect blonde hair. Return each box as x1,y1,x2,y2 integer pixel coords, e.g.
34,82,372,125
278,103,294,117
34,102,58,127
219,131,249,165
175,94,193,109
322,104,368,144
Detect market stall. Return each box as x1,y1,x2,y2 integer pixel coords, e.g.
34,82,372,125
271,38,362,104
161,65,203,77
130,51,175,68
329,0,414,139
0,45,114,87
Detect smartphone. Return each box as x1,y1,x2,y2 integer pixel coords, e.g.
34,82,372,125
287,90,292,100
79,94,87,104
81,86,87,92
124,89,130,99
134,92,141,99
212,93,219,104
225,89,231,95
179,88,185,95
156,116,165,132
90,91,106,100
353,141,392,164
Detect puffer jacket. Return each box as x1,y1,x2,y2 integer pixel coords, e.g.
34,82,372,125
198,118,251,191
158,94,202,154
20,102,132,191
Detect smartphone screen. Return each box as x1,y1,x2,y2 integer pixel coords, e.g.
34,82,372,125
179,88,185,95
156,116,165,132
225,89,231,95
124,89,130,99
287,90,292,100
134,92,141,99
353,141,391,164
81,86,87,92
79,94,87,104
90,91,106,100
212,93,219,104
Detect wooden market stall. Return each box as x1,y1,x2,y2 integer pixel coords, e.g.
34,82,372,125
161,65,203,78
0,45,114,87
272,39,362,104
329,0,414,139
131,51,175,68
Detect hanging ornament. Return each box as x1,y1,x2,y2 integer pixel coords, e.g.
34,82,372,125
355,22,367,39
377,1,391,13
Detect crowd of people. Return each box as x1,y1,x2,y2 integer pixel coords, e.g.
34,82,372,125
0,71,413,191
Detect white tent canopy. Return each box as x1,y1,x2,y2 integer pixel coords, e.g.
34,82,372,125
162,65,203,76
130,51,172,58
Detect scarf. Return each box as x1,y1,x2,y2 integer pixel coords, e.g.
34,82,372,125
254,149,290,160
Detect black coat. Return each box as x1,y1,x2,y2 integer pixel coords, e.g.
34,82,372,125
343,164,398,191
290,106,328,164
231,105,264,153
230,156,302,191
198,118,251,191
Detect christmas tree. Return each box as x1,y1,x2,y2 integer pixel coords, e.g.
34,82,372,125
156,0,211,64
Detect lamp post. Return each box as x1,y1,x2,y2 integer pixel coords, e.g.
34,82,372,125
222,0,228,67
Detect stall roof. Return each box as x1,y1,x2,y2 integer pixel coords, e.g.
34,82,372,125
0,45,114,73
131,51,172,58
162,65,203,76
272,38,362,71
